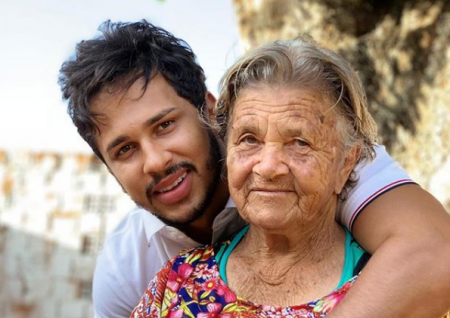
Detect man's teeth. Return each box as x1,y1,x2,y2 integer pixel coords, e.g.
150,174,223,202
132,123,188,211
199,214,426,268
158,171,187,193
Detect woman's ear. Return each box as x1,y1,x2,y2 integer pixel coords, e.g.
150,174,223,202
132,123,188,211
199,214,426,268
335,145,361,194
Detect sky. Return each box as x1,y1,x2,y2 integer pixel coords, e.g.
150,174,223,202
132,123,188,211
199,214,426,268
0,0,241,153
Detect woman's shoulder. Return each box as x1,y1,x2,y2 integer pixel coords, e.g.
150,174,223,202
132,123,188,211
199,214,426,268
151,244,217,284
176,244,216,261
166,244,218,276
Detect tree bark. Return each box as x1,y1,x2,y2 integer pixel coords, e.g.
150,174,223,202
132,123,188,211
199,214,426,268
233,0,450,208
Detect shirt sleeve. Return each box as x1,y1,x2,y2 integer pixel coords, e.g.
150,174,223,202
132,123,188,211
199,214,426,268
92,208,165,318
93,249,134,318
336,144,416,232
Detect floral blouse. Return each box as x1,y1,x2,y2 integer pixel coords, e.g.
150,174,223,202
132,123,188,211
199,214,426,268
130,244,357,318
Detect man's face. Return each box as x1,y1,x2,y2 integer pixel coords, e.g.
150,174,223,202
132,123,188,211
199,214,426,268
91,75,224,227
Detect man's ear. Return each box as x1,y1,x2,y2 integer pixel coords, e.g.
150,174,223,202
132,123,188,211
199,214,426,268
205,91,217,122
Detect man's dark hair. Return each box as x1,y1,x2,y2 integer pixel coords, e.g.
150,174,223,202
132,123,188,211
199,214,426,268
58,20,207,161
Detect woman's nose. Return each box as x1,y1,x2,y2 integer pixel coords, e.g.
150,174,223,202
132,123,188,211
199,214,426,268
253,144,289,180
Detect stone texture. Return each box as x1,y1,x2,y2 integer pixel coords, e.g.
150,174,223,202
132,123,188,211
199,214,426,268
0,150,134,318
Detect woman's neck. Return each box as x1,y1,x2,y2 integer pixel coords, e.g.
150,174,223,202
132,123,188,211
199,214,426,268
236,217,345,273
226,211,347,306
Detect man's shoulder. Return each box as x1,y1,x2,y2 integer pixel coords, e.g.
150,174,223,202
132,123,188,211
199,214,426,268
95,206,165,276
93,207,167,318
101,207,163,250
107,206,146,236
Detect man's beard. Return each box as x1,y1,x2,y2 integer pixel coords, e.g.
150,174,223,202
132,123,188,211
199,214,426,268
135,130,223,228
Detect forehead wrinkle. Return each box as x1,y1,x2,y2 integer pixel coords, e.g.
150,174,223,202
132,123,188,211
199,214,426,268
236,101,318,115
235,95,327,119
232,89,337,139
273,109,324,131
277,120,321,145
231,112,265,131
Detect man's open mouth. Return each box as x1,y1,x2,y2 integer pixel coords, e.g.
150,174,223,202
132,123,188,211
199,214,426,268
155,171,188,193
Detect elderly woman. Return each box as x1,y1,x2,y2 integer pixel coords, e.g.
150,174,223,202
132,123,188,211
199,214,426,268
131,36,378,318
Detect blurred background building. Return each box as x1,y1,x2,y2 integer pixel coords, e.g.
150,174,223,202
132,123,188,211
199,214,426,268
0,0,449,317
0,151,130,317
0,1,240,317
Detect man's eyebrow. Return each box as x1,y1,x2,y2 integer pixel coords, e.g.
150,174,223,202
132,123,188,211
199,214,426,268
105,107,176,154
106,136,129,154
145,107,176,127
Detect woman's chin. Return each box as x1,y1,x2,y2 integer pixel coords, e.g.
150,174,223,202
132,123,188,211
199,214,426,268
244,211,293,232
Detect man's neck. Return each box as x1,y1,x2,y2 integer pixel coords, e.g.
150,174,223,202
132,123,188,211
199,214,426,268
181,180,229,244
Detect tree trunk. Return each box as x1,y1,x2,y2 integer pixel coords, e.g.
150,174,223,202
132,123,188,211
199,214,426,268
232,0,450,208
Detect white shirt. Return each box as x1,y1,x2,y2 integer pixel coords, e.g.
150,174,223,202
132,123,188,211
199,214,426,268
92,145,413,318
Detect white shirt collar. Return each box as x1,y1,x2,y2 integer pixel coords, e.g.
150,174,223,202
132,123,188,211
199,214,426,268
141,197,239,245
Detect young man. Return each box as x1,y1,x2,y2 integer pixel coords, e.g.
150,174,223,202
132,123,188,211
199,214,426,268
59,20,450,318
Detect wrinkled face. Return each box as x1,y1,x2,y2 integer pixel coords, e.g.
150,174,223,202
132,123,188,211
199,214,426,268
226,86,357,232
91,75,224,227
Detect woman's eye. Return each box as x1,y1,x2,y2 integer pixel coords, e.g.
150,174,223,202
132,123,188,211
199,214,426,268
295,139,309,147
240,135,258,145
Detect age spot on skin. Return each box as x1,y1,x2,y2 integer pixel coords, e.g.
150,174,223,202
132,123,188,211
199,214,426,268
318,114,325,124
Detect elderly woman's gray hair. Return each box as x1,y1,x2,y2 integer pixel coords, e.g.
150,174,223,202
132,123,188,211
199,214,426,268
216,36,378,164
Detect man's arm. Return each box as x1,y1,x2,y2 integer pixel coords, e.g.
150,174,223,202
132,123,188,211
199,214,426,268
329,184,450,318
93,247,135,318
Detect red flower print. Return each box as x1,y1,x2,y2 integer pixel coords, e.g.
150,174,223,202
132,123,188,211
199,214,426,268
167,263,194,292
203,279,218,292
216,280,236,303
313,281,352,313
167,308,184,318
186,281,203,300
197,303,232,318
194,263,217,280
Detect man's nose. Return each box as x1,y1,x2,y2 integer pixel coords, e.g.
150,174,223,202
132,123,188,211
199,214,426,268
142,140,172,175
253,144,289,180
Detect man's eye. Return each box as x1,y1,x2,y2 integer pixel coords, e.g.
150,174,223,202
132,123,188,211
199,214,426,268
117,144,134,156
157,120,174,132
